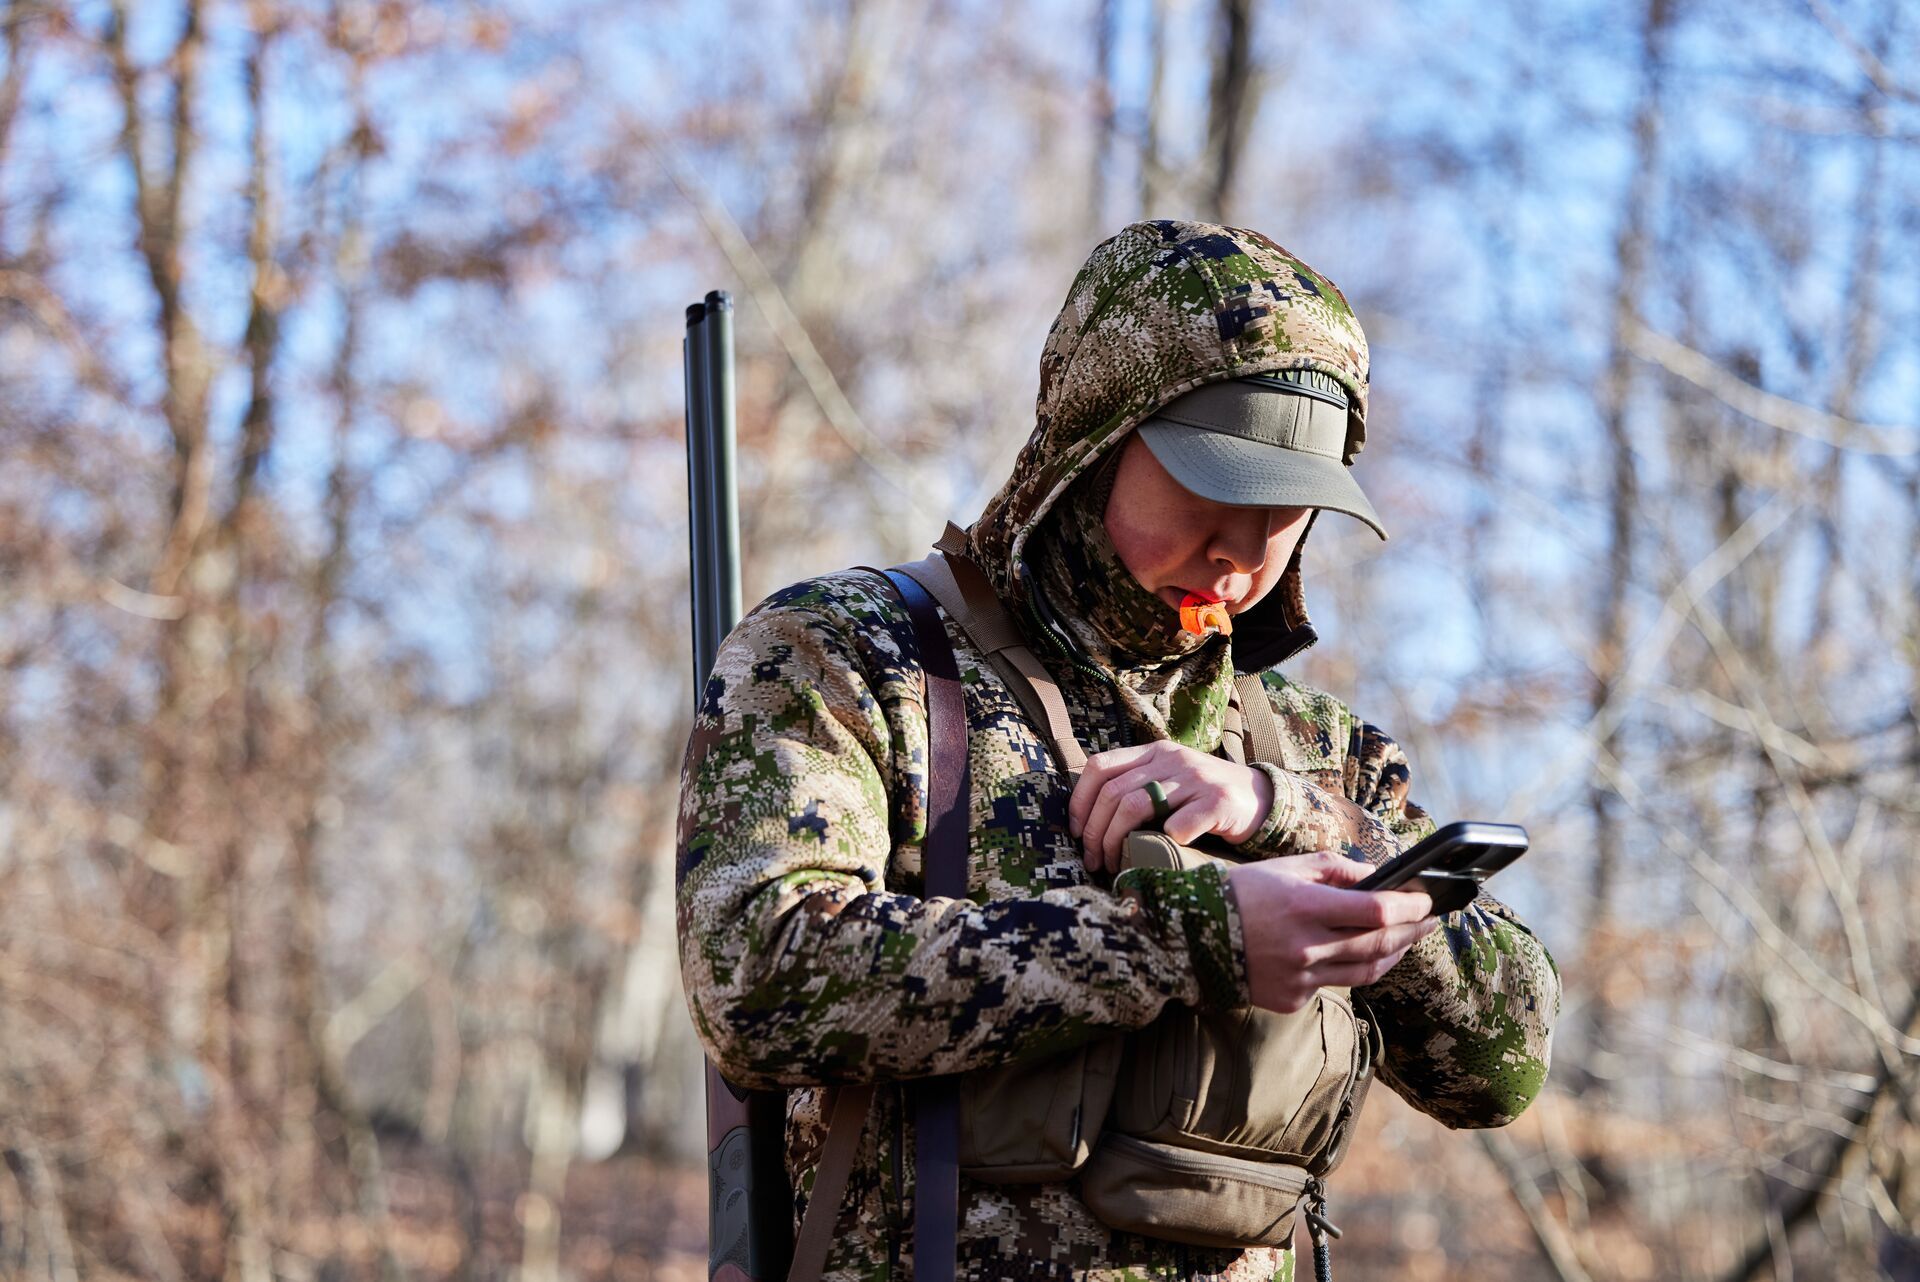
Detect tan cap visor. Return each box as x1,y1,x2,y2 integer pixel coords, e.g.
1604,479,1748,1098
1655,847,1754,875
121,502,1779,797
1136,378,1386,539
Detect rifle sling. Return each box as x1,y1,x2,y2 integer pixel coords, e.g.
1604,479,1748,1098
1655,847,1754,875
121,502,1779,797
793,567,970,1282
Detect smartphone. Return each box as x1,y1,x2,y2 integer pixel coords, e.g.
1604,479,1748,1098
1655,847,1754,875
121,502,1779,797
1353,821,1529,915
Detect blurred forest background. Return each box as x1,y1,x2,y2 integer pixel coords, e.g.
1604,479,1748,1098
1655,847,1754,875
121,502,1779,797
2,0,1916,1278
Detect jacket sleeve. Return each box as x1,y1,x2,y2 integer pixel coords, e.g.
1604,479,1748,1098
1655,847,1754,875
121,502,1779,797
675,573,1248,1091
1230,680,1560,1129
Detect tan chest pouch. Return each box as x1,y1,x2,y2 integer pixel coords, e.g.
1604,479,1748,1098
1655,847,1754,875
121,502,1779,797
956,832,1379,1249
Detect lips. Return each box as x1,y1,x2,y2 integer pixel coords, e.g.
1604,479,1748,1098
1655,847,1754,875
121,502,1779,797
1158,586,1236,611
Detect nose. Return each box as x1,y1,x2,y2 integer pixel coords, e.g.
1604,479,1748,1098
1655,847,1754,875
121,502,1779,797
1207,507,1274,578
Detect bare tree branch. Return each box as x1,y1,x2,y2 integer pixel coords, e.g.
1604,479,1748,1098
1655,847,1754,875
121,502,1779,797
1627,319,1920,456
1717,994,1920,1282
1510,493,1797,818
647,132,949,528
1478,1129,1598,1282
1802,0,1920,105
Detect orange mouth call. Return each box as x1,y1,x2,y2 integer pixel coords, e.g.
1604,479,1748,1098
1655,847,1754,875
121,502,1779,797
1179,593,1233,638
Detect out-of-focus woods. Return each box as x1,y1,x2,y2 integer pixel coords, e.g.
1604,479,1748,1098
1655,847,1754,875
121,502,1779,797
0,0,1915,1278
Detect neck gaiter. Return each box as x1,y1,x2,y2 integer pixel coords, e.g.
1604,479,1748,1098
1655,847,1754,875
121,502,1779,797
1026,448,1234,750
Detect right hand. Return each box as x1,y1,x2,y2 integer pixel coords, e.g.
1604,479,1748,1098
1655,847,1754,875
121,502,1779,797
1225,852,1437,1013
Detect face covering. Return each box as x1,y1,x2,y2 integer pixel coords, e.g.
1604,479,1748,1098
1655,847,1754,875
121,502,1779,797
1025,447,1234,750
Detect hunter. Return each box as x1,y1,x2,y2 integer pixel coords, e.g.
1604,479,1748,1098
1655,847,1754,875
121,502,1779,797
677,220,1559,1280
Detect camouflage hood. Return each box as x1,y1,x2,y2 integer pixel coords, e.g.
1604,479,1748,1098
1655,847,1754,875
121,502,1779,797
968,220,1373,674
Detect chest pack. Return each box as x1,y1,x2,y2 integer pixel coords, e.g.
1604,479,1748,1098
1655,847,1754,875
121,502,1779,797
788,530,1373,1282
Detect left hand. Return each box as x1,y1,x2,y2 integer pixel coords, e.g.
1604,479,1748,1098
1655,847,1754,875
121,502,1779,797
1068,742,1274,875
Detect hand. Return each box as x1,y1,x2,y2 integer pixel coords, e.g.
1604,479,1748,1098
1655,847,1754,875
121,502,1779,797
1226,852,1437,1013
1068,741,1275,875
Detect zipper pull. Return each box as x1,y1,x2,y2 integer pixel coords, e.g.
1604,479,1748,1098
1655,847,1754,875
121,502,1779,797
1305,1199,1342,1240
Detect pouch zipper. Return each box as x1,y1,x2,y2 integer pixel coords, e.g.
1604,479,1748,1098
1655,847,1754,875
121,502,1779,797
1100,1133,1311,1194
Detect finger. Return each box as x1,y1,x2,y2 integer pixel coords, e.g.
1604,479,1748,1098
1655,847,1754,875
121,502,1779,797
1084,764,1175,861
1291,882,1433,930
1082,771,1161,874
1100,781,1166,867
1288,851,1381,889
1068,744,1158,837
1163,798,1230,847
1308,954,1415,991
1083,814,1125,876
1310,923,1438,988
1304,917,1438,968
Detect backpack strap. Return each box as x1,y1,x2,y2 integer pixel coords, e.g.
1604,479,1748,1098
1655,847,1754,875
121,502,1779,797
1233,672,1286,767
793,566,968,1282
892,523,1088,777
883,567,966,1282
1220,692,1249,766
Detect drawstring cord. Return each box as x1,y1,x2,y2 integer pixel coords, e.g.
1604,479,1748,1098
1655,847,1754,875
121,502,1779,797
1305,1179,1341,1282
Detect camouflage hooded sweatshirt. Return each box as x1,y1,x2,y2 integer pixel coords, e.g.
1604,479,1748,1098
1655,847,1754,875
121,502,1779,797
677,221,1560,1282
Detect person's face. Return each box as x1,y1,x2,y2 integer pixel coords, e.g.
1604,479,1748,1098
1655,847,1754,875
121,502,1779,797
1100,434,1311,616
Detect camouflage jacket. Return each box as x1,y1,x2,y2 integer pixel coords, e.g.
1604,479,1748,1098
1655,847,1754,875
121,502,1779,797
677,222,1560,1282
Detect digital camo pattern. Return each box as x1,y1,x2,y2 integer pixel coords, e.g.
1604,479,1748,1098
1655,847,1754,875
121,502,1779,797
677,220,1559,1280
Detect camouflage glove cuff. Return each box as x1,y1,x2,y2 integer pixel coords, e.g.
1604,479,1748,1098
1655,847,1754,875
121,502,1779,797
1111,862,1250,1011
1233,761,1309,856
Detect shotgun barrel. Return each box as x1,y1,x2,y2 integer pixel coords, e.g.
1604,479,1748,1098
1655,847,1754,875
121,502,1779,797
685,292,791,1282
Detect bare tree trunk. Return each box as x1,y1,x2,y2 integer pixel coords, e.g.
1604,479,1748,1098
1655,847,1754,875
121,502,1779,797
280,59,408,1277
518,1066,579,1282
1088,0,1118,235
0,0,34,245
107,6,277,1278
782,0,890,308
1580,0,1671,1114
1138,0,1169,216
110,0,213,602
1203,0,1255,223
1808,34,1887,690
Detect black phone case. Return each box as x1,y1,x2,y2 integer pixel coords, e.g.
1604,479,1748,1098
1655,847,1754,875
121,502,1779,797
1355,821,1529,914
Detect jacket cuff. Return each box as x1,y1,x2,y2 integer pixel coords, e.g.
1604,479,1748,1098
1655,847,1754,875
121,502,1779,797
1112,862,1251,1011
1232,761,1309,857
